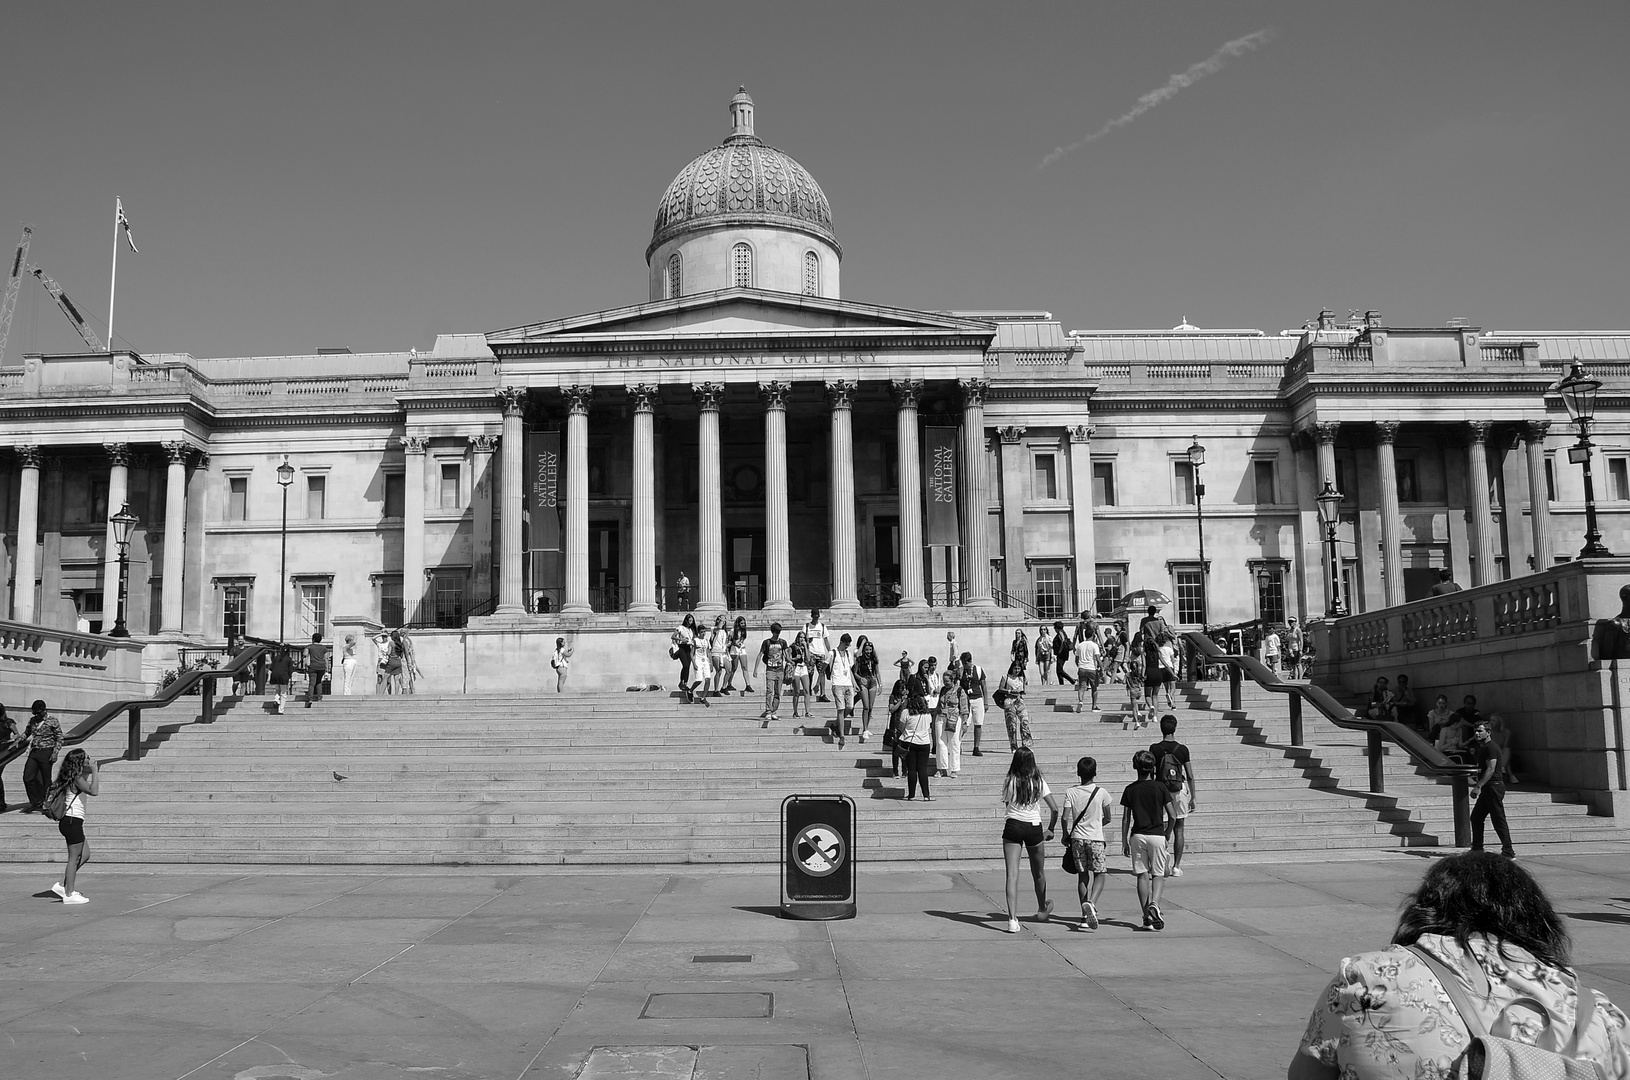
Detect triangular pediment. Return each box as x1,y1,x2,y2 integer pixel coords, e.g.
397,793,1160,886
486,288,997,353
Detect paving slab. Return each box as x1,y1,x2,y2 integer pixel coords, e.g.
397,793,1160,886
0,848,1625,1080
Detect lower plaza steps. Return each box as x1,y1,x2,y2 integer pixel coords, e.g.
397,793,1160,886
2,677,1623,864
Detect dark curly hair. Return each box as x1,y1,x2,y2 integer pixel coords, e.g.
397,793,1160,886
1392,851,1571,969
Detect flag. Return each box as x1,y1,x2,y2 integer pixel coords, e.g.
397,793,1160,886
116,198,138,253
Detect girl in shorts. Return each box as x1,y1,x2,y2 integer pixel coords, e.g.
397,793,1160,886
999,747,1059,933
50,748,98,905
725,616,753,696
852,636,880,742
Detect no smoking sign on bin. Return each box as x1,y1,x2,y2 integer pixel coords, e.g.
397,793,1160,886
780,794,856,920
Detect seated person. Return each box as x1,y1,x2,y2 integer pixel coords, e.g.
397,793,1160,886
1394,674,1420,730
1363,677,1397,723
1424,694,1454,740
1450,694,1483,729
1434,715,1476,765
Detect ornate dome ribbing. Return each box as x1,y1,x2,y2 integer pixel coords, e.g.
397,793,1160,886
648,88,838,260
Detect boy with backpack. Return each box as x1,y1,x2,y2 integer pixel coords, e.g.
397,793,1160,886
1150,713,1198,878
754,622,788,722
960,651,988,756
1120,749,1178,931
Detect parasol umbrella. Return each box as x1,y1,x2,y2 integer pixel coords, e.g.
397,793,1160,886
1118,589,1171,611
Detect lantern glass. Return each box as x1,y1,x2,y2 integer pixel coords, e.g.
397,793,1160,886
1187,438,1205,466
1315,479,1341,528
1556,361,1600,425
276,456,296,487
110,502,139,548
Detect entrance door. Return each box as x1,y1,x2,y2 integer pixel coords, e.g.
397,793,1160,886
588,521,621,612
871,516,899,607
725,528,766,609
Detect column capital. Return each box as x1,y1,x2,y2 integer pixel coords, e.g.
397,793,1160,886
469,434,499,454
1465,420,1493,444
1066,424,1095,444
825,379,857,410
162,440,190,465
401,435,429,455
105,442,132,467
692,381,725,412
1374,420,1401,444
1520,419,1552,444
958,378,990,408
194,452,211,471
889,379,923,409
998,425,1027,444
14,444,42,469
758,380,792,411
496,386,527,417
629,383,660,413
1311,421,1341,445
564,384,593,417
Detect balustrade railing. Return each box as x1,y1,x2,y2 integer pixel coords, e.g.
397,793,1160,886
1400,598,1477,649
1493,579,1562,636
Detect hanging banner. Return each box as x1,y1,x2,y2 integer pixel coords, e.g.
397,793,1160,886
526,431,562,551
924,426,961,547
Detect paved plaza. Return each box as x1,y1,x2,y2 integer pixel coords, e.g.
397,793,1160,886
1,848,1627,1080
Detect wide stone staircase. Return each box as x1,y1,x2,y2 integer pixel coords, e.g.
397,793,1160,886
2,677,1622,864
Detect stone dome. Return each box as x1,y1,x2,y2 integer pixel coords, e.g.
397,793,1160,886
647,88,839,261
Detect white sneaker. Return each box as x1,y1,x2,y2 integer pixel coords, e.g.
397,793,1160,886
1006,918,1020,934
50,881,65,898
62,892,89,905
1168,866,1184,878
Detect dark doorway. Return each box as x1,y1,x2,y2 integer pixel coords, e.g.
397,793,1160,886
869,515,900,607
725,527,766,609
1403,567,1440,603
589,520,621,611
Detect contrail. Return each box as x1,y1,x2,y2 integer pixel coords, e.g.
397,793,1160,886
1039,28,1277,169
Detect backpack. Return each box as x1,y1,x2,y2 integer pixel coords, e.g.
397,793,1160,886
1157,747,1185,792
42,783,69,822
762,638,785,668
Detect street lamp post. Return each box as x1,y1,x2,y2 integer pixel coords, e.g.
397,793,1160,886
1315,478,1346,618
107,503,138,638
1188,436,1207,624
277,455,296,642
1555,359,1613,558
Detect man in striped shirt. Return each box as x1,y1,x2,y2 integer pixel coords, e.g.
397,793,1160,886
22,699,63,813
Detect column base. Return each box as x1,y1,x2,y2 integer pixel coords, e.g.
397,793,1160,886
962,597,997,609
493,603,527,616
827,598,862,614
897,597,928,610
561,602,593,615
695,600,728,618
627,601,659,615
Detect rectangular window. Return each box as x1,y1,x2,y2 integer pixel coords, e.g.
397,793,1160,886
298,582,328,639
1610,458,1630,502
1544,456,1556,504
222,585,248,640
1032,453,1057,501
1094,566,1125,617
883,439,899,491
1173,566,1205,624
1334,459,1348,499
439,463,460,509
148,580,163,636
434,573,466,629
383,473,405,519
379,577,404,627
1396,458,1420,503
1091,461,1116,506
228,477,248,521
1032,564,1066,620
1174,461,1196,506
1255,567,1287,625
1253,460,1276,505
1340,562,1358,616
306,476,326,520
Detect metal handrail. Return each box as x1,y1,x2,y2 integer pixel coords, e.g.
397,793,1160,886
0,641,275,769
991,588,1041,619
1183,630,1477,846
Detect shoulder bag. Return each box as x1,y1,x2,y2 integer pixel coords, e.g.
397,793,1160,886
1060,785,1098,875
1407,945,1607,1080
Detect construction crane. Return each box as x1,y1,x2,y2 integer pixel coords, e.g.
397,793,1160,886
0,224,108,363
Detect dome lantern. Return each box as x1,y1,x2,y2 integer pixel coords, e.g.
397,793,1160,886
728,86,755,141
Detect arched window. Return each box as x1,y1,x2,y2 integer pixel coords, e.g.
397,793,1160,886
732,243,753,289
802,251,820,296
667,253,682,299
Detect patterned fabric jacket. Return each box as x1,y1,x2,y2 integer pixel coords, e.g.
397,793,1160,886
24,714,63,759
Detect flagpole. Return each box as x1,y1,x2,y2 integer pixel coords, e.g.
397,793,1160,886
107,197,121,353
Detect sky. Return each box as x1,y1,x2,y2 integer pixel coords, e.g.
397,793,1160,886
1,1,1626,360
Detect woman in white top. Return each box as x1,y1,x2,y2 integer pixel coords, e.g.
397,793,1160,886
340,634,359,695
551,637,573,693
803,608,830,702
49,748,99,905
706,614,731,695
724,616,753,696
999,747,1059,933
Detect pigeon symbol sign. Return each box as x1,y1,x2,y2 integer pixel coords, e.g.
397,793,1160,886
792,824,846,878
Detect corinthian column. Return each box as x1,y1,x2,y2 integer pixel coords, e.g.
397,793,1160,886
1375,421,1404,606
1522,421,1553,572
12,446,41,623
160,441,189,633
494,388,526,615
629,384,659,614
402,435,428,623
694,382,726,615
826,380,860,612
101,443,132,617
959,378,993,607
562,385,593,614
1066,425,1096,615
760,381,793,616
1465,421,1498,585
469,434,498,604
892,379,926,609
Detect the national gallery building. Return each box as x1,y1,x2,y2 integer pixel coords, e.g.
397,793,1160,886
3,89,1629,651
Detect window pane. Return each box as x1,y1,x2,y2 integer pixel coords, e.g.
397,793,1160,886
1174,462,1195,505
1396,459,1419,502
1033,455,1057,501
91,480,109,524
223,586,247,640
1094,568,1124,616
1256,569,1286,624
1611,459,1629,502
440,464,460,509
803,251,819,295
1091,462,1115,506
1334,459,1347,498
435,574,465,629
732,243,753,288
1174,568,1205,624
1033,565,1064,619
228,477,248,521
299,584,328,638
306,476,326,520
667,253,682,298
1254,460,1275,504
380,579,404,627
1544,458,1556,503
